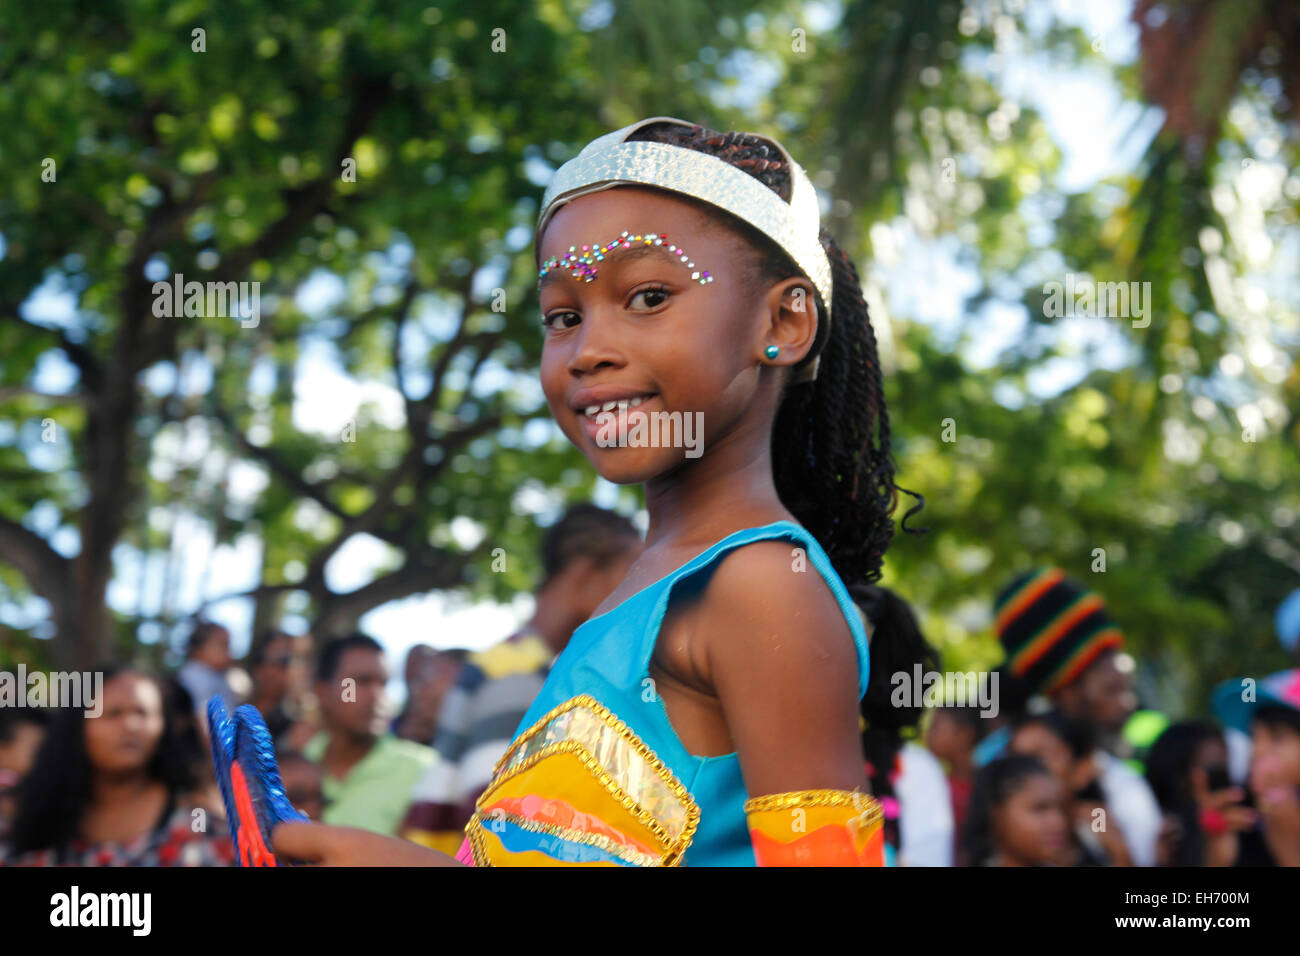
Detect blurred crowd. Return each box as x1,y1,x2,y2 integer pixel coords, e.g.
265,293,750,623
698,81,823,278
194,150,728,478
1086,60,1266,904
1,503,1297,867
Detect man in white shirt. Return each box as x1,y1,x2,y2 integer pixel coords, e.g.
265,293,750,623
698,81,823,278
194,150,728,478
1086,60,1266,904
895,741,955,866
1094,747,1162,867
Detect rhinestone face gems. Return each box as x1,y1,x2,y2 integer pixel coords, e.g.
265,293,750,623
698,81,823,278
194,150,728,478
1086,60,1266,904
537,231,715,287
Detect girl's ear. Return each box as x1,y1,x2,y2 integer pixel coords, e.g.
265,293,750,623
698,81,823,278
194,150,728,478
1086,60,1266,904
758,276,818,371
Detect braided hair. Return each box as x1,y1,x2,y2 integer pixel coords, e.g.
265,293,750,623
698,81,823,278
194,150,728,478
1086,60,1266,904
626,122,923,587
849,583,939,856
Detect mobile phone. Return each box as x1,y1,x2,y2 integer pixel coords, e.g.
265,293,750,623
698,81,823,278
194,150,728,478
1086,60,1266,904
1205,765,1233,793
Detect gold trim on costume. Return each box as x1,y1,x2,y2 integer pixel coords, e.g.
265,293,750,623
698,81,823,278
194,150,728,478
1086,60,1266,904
744,788,883,826
467,694,700,866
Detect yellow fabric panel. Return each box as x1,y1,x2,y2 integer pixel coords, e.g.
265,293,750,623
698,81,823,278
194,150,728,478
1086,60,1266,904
483,749,669,854
744,790,882,858
494,699,693,842
748,806,877,855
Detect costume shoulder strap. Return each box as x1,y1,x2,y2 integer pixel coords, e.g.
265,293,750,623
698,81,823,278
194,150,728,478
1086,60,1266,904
642,520,871,697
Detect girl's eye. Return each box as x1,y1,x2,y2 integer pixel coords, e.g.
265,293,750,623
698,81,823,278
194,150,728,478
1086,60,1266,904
542,285,670,330
630,285,670,310
541,310,581,331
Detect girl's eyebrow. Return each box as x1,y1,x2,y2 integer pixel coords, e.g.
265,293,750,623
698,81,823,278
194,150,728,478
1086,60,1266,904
537,233,713,290
538,244,670,289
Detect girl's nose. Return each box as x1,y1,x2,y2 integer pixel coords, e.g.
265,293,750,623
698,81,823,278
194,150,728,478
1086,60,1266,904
568,314,626,376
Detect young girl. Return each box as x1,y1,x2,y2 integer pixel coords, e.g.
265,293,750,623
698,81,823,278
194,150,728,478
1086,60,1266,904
963,754,1070,867
1213,668,1300,866
1144,721,1255,867
1009,711,1131,865
273,116,920,867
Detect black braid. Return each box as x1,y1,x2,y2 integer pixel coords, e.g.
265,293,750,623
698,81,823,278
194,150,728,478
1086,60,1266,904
849,583,940,857
628,121,925,586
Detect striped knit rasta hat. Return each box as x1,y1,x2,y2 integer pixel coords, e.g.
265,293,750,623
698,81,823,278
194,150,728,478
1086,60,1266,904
994,567,1125,697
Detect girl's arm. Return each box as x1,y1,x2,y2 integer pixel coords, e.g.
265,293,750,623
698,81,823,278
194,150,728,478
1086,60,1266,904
272,822,466,866
699,541,883,866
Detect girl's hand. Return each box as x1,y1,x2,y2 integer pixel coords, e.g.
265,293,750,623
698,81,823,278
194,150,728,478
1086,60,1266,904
272,821,463,866
1194,778,1258,832
1187,769,1255,866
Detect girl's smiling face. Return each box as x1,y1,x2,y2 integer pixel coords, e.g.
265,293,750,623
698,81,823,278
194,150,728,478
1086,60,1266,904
536,186,816,486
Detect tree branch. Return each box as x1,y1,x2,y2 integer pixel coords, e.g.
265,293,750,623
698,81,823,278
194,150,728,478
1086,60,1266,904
0,385,84,403
212,74,393,284
0,515,74,610
5,315,102,391
311,546,467,639
208,396,349,521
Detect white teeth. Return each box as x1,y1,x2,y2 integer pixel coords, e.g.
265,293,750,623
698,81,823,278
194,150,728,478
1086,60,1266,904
582,395,654,418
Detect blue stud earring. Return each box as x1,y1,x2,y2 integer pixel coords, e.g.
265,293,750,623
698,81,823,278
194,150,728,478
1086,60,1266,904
764,345,779,360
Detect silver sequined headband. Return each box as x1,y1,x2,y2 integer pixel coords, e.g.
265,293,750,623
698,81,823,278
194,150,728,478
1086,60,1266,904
535,116,833,383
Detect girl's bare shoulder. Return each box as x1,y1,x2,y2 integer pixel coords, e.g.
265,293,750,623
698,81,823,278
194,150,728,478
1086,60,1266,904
696,538,856,669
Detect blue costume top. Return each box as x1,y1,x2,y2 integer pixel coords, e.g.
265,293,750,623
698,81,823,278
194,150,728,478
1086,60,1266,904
461,519,871,866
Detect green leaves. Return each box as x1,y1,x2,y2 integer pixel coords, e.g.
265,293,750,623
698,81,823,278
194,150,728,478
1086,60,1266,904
0,0,1293,696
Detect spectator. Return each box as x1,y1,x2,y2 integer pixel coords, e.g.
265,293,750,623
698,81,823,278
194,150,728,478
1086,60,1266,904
1010,711,1131,865
964,754,1070,867
401,503,642,853
2,666,233,865
993,568,1162,865
0,708,47,844
391,645,466,747
1213,668,1300,866
278,752,325,822
161,677,225,819
926,705,982,865
176,621,242,716
1145,721,1254,866
246,628,312,751
302,633,435,837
